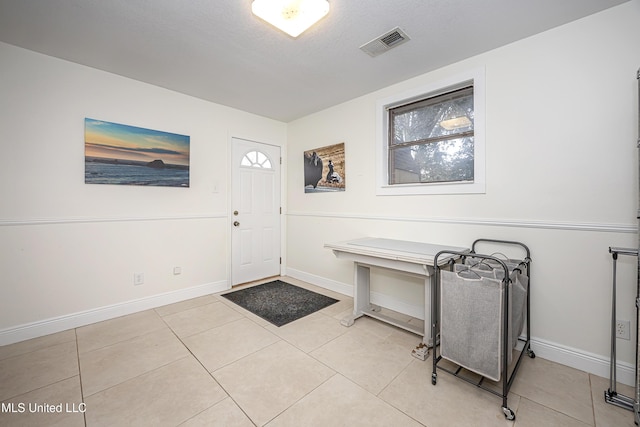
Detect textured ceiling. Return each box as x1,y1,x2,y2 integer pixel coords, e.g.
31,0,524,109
0,0,629,122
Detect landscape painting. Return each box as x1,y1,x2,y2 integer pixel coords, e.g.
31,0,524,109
85,118,190,187
304,142,345,193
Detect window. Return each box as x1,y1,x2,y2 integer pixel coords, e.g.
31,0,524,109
376,68,485,195
390,86,474,184
241,150,272,169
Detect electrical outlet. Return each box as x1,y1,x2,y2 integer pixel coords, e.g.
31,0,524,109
173,266,182,275
133,273,144,286
616,320,631,340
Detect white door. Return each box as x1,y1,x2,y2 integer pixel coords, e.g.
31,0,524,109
231,138,281,286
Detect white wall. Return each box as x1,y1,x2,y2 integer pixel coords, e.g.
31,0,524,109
0,42,287,343
1,1,639,384
286,1,640,382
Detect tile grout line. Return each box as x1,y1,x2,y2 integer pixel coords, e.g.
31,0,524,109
0,334,77,362
363,366,428,427
157,301,260,426
0,340,80,403
264,372,340,426
76,314,193,401
587,374,597,427
209,288,496,425
73,328,88,427
162,290,347,426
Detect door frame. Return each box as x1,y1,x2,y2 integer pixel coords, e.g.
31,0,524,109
228,136,284,288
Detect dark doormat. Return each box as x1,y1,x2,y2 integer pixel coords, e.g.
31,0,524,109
222,280,339,327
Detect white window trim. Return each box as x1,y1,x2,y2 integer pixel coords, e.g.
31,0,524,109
375,67,486,195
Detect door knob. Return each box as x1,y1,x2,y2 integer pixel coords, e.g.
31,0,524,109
233,221,240,227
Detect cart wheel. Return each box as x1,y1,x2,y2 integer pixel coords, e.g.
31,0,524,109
431,373,437,385
527,349,536,359
502,407,515,421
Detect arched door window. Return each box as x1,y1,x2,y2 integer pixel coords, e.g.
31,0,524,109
240,150,273,169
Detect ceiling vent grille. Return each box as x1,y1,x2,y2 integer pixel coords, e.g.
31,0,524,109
360,27,410,57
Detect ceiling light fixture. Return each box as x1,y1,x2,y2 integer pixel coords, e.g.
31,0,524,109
252,0,330,38
439,116,472,130
439,103,472,130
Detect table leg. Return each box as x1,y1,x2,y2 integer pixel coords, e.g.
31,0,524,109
424,274,433,346
341,262,371,327
411,275,433,361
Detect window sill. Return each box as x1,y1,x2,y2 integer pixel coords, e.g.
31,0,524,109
376,180,485,196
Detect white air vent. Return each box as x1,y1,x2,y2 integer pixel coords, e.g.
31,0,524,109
360,27,410,57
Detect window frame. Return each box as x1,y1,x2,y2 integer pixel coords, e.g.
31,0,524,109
376,68,485,195
240,150,274,170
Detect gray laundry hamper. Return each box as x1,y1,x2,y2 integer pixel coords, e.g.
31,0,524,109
440,269,506,381
431,239,534,421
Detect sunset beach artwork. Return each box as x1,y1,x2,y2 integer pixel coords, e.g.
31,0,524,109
85,118,190,187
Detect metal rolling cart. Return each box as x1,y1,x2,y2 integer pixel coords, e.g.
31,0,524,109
605,247,638,412
431,239,534,421
633,69,640,424
609,66,640,425
600,68,640,423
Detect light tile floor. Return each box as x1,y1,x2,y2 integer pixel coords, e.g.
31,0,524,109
0,276,636,426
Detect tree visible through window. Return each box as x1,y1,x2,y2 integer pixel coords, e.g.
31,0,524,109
389,86,474,185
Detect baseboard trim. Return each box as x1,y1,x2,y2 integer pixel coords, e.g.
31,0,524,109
0,280,229,346
285,268,353,297
286,268,428,320
286,268,636,387
528,337,636,387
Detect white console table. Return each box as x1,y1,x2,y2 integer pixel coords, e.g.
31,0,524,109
325,237,469,360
